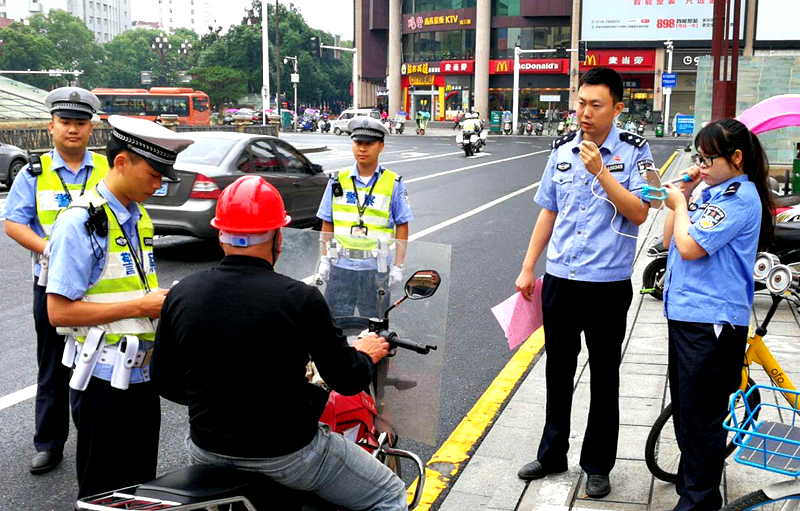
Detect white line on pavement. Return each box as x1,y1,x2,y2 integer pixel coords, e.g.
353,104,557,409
405,150,547,184
381,151,463,165
0,385,36,412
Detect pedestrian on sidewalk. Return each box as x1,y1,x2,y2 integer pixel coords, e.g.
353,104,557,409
662,119,775,511
514,67,654,499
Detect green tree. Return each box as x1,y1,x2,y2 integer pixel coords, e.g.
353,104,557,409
101,29,197,88
0,24,58,89
189,66,247,109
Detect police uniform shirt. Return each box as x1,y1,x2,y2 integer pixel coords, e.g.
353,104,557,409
46,179,152,383
663,174,760,327
534,124,653,281
316,164,414,271
2,150,97,277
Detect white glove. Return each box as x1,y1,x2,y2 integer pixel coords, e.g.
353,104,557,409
317,256,331,283
43,241,51,258
388,265,403,287
37,242,51,287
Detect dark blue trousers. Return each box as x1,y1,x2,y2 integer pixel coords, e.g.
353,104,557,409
668,320,747,511
324,265,390,318
536,274,633,476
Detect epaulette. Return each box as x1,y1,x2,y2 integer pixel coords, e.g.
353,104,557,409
552,131,577,150
329,170,340,181
620,131,648,148
395,173,403,182
722,181,741,196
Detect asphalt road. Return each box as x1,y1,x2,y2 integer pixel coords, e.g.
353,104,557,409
0,131,685,510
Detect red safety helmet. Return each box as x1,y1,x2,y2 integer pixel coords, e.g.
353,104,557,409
211,176,292,233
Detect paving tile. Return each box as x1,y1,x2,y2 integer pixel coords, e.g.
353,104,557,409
615,424,650,461
622,352,669,365
620,373,668,399
450,454,523,499
493,400,544,431
477,425,537,461
516,469,583,510
573,500,648,510
618,396,663,427
632,308,667,325
574,459,651,505
619,362,667,376
436,489,491,511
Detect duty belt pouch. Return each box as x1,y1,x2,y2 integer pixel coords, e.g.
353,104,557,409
37,253,50,287
61,336,78,368
111,335,139,390
375,238,390,273
70,327,105,391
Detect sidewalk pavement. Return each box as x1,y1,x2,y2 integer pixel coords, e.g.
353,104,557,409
436,150,800,510
295,143,329,154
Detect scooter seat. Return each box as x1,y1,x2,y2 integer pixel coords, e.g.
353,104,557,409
773,222,800,247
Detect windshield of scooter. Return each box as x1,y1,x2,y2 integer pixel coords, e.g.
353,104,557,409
502,111,512,122
276,228,451,447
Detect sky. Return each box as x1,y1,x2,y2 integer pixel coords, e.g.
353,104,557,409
132,0,355,38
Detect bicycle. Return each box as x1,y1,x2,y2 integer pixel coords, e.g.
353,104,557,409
645,252,800,484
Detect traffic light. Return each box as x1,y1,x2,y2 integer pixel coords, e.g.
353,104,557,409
579,41,587,62
311,36,322,59
555,46,567,59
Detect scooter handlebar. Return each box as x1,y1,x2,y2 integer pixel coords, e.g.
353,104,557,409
378,330,437,355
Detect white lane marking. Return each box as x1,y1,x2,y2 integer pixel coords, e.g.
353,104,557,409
381,151,463,165
400,152,429,158
405,150,548,184
0,385,36,412
466,152,491,158
0,198,5,220
409,181,540,242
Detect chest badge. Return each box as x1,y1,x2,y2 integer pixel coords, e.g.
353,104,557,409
115,236,128,247
613,155,621,162
556,162,571,171
607,163,625,172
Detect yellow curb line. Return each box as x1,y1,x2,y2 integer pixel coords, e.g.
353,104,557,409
660,150,679,177
406,327,546,509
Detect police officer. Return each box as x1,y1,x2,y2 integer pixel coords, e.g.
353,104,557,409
316,117,413,317
2,87,107,475
515,67,653,498
45,115,193,498
662,119,774,511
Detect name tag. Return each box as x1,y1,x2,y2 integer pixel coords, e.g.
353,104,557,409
607,163,625,173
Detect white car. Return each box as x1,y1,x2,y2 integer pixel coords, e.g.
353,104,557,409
331,108,382,135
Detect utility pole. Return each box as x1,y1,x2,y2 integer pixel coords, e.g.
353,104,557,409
711,0,742,121
262,3,270,125
512,46,575,135
318,42,358,109
284,56,299,129
275,0,281,117
663,40,674,133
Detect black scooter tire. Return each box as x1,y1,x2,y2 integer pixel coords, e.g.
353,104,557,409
464,146,472,157
641,258,667,301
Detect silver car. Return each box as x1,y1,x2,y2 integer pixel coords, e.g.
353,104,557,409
146,132,328,238
0,142,29,188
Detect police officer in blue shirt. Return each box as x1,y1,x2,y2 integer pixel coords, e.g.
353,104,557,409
316,117,413,317
662,119,774,511
2,87,106,475
45,115,193,498
515,68,653,498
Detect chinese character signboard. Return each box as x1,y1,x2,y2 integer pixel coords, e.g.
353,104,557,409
662,73,677,88
441,60,474,74
579,50,656,72
402,8,476,34
490,59,569,75
581,0,746,41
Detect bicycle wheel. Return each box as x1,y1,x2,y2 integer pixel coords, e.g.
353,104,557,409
645,378,761,484
722,490,800,510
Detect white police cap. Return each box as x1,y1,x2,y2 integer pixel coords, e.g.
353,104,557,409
107,115,194,180
44,87,101,120
349,116,388,142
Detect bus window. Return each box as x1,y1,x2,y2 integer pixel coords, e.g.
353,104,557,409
192,96,209,112
100,96,115,114
145,97,161,116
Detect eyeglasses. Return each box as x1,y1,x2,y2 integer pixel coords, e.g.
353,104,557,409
691,154,722,167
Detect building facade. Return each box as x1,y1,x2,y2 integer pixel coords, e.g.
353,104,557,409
154,0,214,35
2,0,132,43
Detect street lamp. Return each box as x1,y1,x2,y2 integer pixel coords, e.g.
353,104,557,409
151,32,173,86
663,40,674,134
284,56,299,130
178,39,192,56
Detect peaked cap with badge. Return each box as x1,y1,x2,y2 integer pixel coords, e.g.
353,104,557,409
107,115,194,180
45,87,101,120
349,116,389,142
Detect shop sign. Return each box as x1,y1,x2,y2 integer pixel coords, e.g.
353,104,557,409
490,58,569,75
402,8,476,34
445,84,463,91
540,95,561,102
672,49,711,70
409,74,436,86
623,79,641,88
441,60,474,74
662,73,677,88
580,50,656,71
401,62,441,75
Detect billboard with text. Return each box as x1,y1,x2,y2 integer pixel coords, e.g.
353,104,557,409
755,0,800,42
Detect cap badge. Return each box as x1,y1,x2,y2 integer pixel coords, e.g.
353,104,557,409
69,91,81,102
362,119,369,127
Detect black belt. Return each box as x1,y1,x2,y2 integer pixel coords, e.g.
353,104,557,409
340,248,373,259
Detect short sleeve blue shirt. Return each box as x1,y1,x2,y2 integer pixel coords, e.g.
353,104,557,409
534,125,653,282
663,174,761,326
316,163,413,271
2,150,96,277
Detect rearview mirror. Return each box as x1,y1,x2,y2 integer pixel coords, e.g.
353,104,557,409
404,270,441,300
311,163,323,174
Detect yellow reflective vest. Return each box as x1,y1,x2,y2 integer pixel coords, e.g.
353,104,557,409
331,168,397,250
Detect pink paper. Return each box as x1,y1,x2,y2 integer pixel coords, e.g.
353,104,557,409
491,278,544,350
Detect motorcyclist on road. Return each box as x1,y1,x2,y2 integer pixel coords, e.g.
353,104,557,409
151,175,408,511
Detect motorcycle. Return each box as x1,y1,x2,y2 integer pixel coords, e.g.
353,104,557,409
297,112,317,132
76,228,451,511
501,111,513,135
415,114,429,135
319,114,331,133
456,123,487,157
626,119,636,132
393,113,406,135
556,120,566,136
637,120,646,136
534,120,544,136
569,121,579,134
383,118,393,135
524,119,534,135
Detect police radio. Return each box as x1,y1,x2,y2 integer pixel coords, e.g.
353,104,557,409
27,153,43,176
85,203,108,238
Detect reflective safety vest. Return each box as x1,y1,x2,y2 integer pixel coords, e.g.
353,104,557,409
462,119,479,133
60,190,159,345
36,152,109,238
331,168,397,250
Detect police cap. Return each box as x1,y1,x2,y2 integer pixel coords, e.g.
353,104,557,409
107,115,194,180
349,116,388,142
44,87,101,120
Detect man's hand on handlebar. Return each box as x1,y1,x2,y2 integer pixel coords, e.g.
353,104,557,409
353,333,391,364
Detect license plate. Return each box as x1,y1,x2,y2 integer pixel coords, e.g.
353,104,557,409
153,183,168,196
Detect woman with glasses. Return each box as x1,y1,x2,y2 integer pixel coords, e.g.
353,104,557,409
661,118,775,511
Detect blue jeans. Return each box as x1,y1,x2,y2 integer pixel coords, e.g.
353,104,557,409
185,423,408,511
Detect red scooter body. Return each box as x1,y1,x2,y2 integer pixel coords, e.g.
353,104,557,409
318,390,380,452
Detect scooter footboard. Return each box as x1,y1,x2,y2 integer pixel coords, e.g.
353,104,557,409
76,490,258,510
382,447,426,510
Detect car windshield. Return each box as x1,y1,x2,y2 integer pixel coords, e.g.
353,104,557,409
176,137,238,167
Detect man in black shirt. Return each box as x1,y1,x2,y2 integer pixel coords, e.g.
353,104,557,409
152,176,408,510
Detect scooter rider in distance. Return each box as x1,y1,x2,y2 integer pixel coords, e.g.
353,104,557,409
151,175,408,510
316,116,413,317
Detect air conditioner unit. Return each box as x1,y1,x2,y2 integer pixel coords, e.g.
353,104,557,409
28,1,43,13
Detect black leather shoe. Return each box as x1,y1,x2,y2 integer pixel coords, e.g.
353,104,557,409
29,451,63,475
585,474,611,498
517,460,567,481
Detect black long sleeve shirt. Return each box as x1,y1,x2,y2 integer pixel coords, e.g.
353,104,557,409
151,255,374,458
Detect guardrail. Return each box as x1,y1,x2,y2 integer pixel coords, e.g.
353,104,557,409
0,124,279,153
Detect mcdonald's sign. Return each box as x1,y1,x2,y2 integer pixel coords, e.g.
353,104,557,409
579,50,655,71
584,54,597,67
495,60,510,73
489,59,568,75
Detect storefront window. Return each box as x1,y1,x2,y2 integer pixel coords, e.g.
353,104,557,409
492,0,520,16
402,30,476,61
491,25,570,58
408,0,476,12
488,88,569,119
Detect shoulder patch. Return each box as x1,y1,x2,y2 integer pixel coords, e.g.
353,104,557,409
556,162,571,171
620,132,648,148
722,181,741,196
552,131,577,150
697,204,726,230
636,159,656,174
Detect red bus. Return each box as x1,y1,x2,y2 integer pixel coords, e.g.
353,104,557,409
91,87,211,126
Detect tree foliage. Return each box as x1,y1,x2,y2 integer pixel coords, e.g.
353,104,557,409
189,67,247,110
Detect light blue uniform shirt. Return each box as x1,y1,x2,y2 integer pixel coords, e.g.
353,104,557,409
663,174,760,327
2,150,96,277
47,180,153,383
316,164,414,271
534,125,653,282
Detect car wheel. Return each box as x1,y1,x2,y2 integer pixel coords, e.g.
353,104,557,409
333,127,342,136
8,159,25,186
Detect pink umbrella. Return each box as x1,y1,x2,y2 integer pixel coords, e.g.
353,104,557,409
736,94,800,135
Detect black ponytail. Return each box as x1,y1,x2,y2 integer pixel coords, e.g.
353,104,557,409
695,119,775,250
